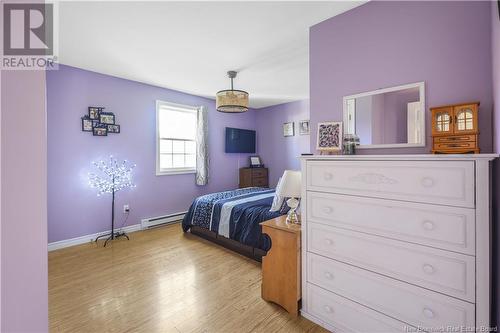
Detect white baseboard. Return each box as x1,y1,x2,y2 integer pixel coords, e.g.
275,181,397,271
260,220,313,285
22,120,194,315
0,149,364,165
48,212,186,252
48,224,142,252
141,211,186,229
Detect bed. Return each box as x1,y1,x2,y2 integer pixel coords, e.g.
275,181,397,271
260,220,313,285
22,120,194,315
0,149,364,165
182,187,285,261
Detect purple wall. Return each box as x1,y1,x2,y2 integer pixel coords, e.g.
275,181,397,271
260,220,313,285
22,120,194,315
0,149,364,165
255,100,310,187
1,70,49,331
310,1,493,154
491,1,500,328
47,65,257,243
493,3,500,152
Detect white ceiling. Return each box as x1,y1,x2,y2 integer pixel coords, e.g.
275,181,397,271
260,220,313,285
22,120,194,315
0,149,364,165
58,1,365,109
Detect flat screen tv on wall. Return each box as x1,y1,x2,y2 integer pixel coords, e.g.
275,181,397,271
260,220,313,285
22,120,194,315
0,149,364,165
225,127,256,153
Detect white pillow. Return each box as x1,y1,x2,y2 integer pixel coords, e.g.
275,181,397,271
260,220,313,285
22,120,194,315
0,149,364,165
269,177,285,212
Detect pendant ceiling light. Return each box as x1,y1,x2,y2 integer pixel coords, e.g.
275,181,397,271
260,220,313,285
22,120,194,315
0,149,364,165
216,71,249,113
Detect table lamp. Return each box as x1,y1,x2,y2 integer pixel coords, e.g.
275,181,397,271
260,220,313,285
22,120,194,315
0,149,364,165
279,170,302,224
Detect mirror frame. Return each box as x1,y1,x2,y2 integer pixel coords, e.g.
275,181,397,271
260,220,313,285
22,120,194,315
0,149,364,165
342,81,426,149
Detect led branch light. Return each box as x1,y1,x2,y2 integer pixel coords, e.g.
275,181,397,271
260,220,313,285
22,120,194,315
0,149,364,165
88,156,136,195
89,156,136,246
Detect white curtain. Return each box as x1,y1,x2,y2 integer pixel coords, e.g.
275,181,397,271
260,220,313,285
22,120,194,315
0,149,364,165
196,105,209,185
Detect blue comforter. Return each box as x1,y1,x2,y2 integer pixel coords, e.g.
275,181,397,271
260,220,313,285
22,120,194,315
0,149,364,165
182,187,283,251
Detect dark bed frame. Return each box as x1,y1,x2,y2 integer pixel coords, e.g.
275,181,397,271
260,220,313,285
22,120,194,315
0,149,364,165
189,226,267,262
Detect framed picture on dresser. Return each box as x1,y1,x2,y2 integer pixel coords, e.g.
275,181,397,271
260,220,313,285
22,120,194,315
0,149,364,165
249,156,262,168
316,121,342,151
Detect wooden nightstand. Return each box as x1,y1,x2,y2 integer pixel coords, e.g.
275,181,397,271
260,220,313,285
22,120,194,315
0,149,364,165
239,167,269,188
260,215,301,316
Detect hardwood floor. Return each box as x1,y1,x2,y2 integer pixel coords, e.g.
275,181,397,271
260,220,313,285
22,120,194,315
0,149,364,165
49,224,328,333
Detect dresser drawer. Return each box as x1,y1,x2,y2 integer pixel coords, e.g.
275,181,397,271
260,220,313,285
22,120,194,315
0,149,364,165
308,253,475,330
252,177,268,187
434,142,476,150
306,283,412,333
307,191,475,255
434,135,476,143
306,160,474,208
308,223,475,302
252,168,268,178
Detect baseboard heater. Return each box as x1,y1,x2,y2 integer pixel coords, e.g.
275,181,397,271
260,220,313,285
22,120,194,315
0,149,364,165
141,211,187,229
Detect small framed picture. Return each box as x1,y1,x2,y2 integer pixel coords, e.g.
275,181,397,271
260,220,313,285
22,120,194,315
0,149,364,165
299,120,310,135
99,112,115,125
82,117,93,132
317,121,342,151
93,125,108,136
92,119,100,128
107,124,120,133
88,107,103,120
249,156,262,167
283,122,294,137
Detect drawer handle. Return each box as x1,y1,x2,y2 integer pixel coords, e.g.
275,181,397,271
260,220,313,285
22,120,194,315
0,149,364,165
324,305,333,313
323,206,333,214
422,220,435,231
422,264,435,274
422,308,435,319
324,173,333,180
325,238,334,246
421,177,435,188
324,272,334,280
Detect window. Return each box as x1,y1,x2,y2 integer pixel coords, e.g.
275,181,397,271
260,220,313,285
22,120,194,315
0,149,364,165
435,112,450,132
456,109,474,131
156,100,197,175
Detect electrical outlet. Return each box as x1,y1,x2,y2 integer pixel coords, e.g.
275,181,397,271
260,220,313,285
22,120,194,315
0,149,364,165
123,204,130,213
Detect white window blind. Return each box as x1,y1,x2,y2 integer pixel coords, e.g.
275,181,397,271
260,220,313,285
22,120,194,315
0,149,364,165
156,100,198,175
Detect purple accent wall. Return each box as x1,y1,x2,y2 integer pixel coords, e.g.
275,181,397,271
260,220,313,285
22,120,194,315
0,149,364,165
491,1,500,327
1,70,48,331
255,100,310,187
310,1,493,154
47,65,257,243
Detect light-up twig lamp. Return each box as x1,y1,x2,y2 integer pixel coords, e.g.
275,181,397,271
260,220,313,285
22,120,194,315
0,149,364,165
88,156,136,247
279,170,302,224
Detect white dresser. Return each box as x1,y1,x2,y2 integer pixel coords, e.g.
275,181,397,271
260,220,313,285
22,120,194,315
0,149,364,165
300,154,497,333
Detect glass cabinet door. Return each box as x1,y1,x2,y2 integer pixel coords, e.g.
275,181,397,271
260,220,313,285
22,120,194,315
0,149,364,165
431,108,453,136
453,105,477,134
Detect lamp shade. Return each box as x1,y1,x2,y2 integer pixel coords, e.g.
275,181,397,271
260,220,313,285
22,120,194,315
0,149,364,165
278,170,302,198
216,89,249,113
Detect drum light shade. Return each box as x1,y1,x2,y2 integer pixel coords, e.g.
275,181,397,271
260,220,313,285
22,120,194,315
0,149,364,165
216,71,249,113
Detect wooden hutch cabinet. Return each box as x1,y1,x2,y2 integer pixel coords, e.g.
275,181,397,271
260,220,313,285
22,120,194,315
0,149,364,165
430,102,479,154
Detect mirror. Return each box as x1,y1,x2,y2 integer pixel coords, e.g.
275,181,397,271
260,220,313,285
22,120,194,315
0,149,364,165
343,82,425,149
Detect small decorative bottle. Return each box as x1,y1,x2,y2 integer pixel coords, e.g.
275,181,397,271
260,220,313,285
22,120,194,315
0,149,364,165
343,134,359,155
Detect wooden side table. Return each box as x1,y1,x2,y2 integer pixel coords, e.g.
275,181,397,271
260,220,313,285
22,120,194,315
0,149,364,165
260,215,301,316
239,167,269,188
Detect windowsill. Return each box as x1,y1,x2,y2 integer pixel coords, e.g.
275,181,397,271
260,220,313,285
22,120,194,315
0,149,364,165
156,169,196,176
